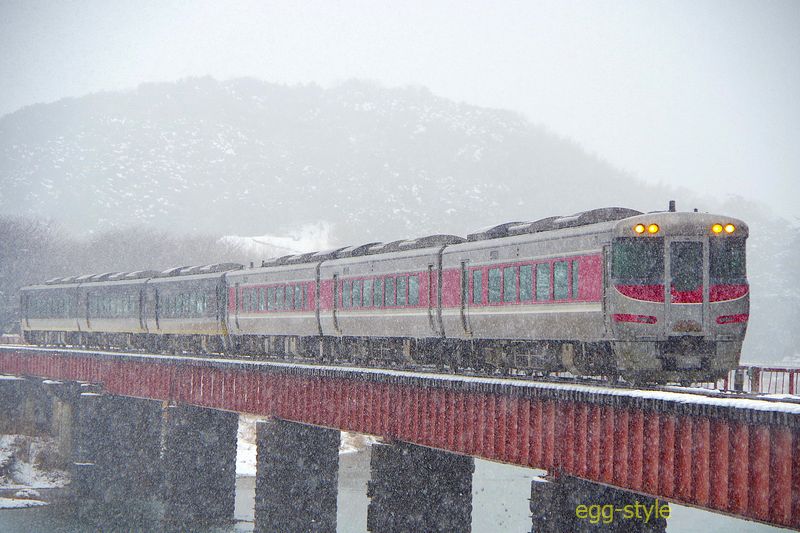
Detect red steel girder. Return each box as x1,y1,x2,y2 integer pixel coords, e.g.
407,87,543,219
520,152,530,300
1,346,799,529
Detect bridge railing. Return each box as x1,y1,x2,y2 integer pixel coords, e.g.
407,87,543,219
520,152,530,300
707,365,800,395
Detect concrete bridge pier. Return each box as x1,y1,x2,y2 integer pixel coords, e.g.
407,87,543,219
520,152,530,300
0,376,52,435
161,404,238,529
41,379,82,468
254,418,340,532
367,442,474,532
72,392,164,522
0,376,28,433
530,475,669,532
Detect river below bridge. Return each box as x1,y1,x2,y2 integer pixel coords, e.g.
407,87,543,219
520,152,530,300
0,446,786,532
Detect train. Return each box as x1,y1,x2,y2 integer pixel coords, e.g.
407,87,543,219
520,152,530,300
19,205,749,383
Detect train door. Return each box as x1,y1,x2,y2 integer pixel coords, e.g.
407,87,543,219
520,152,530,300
427,265,437,334
234,282,241,331
332,274,340,334
153,287,161,331
665,237,707,335
138,287,146,331
460,261,472,335
83,289,91,331
602,245,611,335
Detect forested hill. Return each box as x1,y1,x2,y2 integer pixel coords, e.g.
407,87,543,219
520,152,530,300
0,77,682,243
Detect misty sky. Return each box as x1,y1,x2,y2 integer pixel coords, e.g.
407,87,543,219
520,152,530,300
1,0,798,218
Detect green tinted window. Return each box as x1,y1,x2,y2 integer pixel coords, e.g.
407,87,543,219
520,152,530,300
472,270,482,304
285,286,294,310
670,241,702,292
267,287,275,310
385,277,396,306
363,279,373,307
503,266,517,302
536,263,551,301
294,285,303,309
352,280,362,307
342,281,351,308
520,265,533,301
612,238,664,284
374,278,384,307
408,275,419,306
554,262,569,300
710,238,746,283
397,276,408,306
488,268,501,303
276,285,284,310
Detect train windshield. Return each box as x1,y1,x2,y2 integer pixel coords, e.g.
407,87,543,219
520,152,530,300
612,238,664,284
710,238,746,283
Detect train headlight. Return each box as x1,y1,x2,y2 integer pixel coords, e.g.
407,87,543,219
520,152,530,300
711,224,723,234
724,223,735,234
647,224,659,234
634,224,645,234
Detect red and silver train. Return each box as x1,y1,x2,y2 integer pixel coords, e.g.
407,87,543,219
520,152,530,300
20,206,749,383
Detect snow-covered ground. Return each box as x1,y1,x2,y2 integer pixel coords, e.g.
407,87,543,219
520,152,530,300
0,435,69,510
0,497,48,509
0,435,69,491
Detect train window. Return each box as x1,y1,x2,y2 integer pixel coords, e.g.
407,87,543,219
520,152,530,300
554,262,569,299
266,287,274,310
488,268,501,303
612,238,664,283
285,286,294,310
397,276,408,306
670,242,702,292
342,281,351,308
572,260,580,299
503,266,517,302
302,284,308,309
374,278,384,307
409,275,419,306
385,277,396,306
363,279,373,307
276,286,284,310
536,263,551,301
472,270,483,304
353,280,363,307
710,238,746,283
294,285,302,309
520,265,533,301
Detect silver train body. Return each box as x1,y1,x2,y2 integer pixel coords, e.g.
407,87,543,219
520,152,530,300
20,207,749,382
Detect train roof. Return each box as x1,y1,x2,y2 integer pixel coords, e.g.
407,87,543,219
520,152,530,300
467,207,643,241
39,263,243,285
37,206,737,285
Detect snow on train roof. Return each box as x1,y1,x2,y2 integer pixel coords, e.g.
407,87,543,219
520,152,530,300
41,207,644,283
467,207,643,241
42,263,243,285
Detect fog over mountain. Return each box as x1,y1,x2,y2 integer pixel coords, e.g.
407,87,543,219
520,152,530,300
1,77,694,243
0,78,796,363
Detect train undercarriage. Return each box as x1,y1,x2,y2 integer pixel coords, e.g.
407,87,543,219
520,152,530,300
21,329,733,384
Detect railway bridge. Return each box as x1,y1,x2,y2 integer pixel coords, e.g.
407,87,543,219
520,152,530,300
0,345,798,531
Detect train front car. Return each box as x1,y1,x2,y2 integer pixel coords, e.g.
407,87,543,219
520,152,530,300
609,211,748,383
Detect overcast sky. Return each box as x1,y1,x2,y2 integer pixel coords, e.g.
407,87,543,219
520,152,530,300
1,0,798,218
